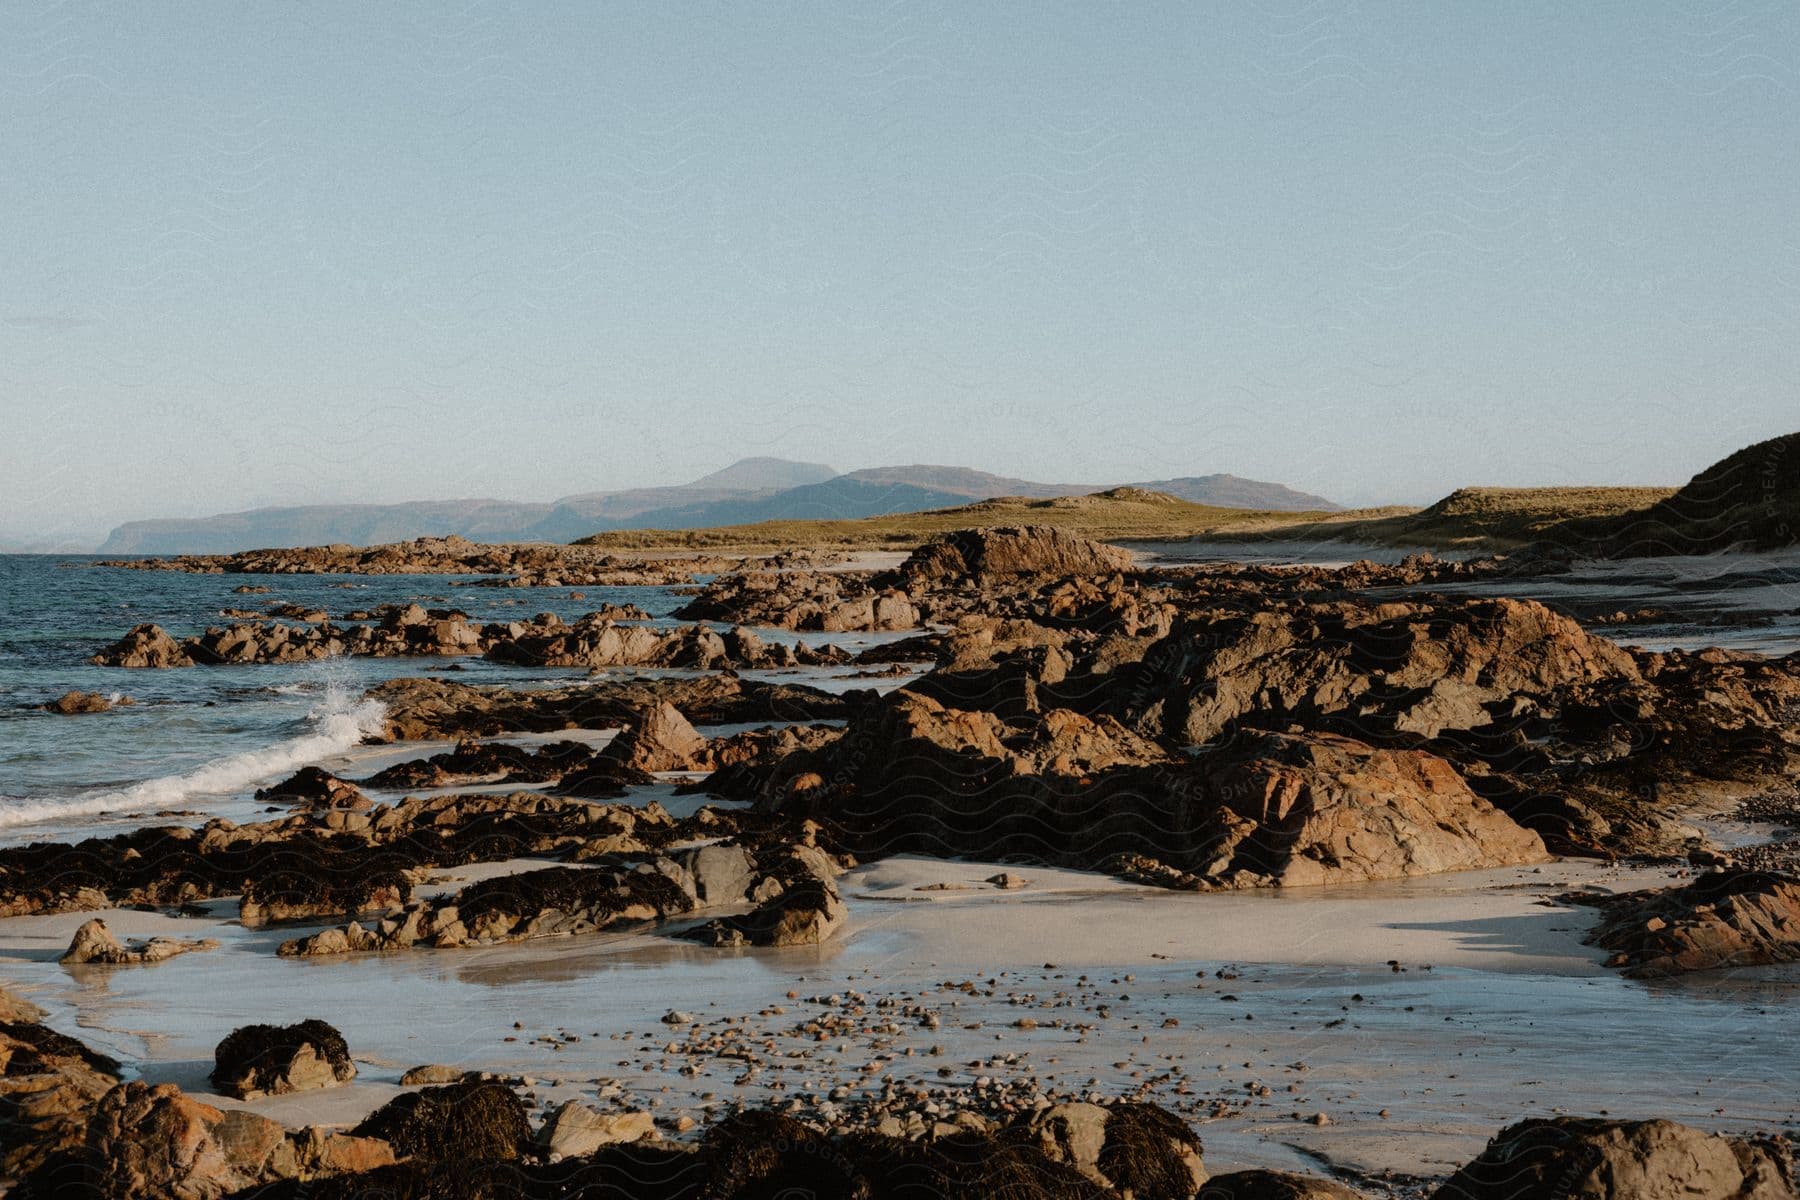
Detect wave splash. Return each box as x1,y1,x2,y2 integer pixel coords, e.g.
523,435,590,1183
0,683,386,830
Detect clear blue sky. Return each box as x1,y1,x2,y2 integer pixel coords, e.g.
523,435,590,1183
3,3,1797,545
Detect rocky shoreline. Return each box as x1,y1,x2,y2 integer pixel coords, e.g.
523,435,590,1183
6,524,1800,1197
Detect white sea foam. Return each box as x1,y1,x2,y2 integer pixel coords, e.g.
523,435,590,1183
0,683,385,829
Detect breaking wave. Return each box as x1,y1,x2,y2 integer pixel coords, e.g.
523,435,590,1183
0,683,385,830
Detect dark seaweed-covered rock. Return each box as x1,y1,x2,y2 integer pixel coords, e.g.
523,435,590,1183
239,860,412,927
1009,1102,1206,1198
360,741,594,791
353,1080,532,1164
254,768,369,811
211,1019,355,1099
0,789,695,920
279,864,695,956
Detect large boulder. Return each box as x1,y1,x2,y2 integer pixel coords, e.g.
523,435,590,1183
1434,1116,1795,1199
601,702,711,773
210,1019,355,1100
536,1101,657,1159
1009,1101,1206,1198
90,625,194,669
1584,870,1800,977
676,843,759,907
1194,731,1549,887
900,526,1136,584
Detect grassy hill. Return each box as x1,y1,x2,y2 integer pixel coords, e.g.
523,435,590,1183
574,487,1354,552
1236,486,1679,550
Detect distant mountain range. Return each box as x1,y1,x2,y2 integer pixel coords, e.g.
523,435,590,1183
96,459,1340,554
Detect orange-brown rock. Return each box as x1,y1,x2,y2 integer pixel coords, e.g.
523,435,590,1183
1583,870,1800,977
1435,1116,1795,1200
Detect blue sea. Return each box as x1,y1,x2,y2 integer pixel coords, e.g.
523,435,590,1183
0,555,691,840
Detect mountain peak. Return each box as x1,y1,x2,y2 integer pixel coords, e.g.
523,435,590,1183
688,457,837,491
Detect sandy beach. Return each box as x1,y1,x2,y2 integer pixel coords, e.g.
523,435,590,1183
5,844,1792,1183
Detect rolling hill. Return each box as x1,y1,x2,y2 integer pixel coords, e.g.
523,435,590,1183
96,460,1339,554
574,487,1349,551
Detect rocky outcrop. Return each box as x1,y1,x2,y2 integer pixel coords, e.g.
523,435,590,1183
0,984,44,1024
0,786,699,919
712,690,1545,889
1186,731,1548,887
79,1080,394,1199
253,768,368,811
88,625,193,668
900,526,1136,584
677,569,921,632
93,609,850,670
0,1015,120,1179
600,702,712,773
1581,870,1800,977
41,691,132,715
210,1020,356,1099
1115,597,1640,746
237,865,410,928
1434,1116,1795,1199
58,919,218,966
277,864,695,957
484,614,847,670
366,673,855,742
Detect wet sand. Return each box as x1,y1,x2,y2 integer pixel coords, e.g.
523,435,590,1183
4,850,1794,1182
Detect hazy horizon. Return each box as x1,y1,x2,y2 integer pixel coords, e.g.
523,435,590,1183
4,4,1797,546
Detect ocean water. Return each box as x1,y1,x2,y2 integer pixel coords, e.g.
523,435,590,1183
0,555,690,839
